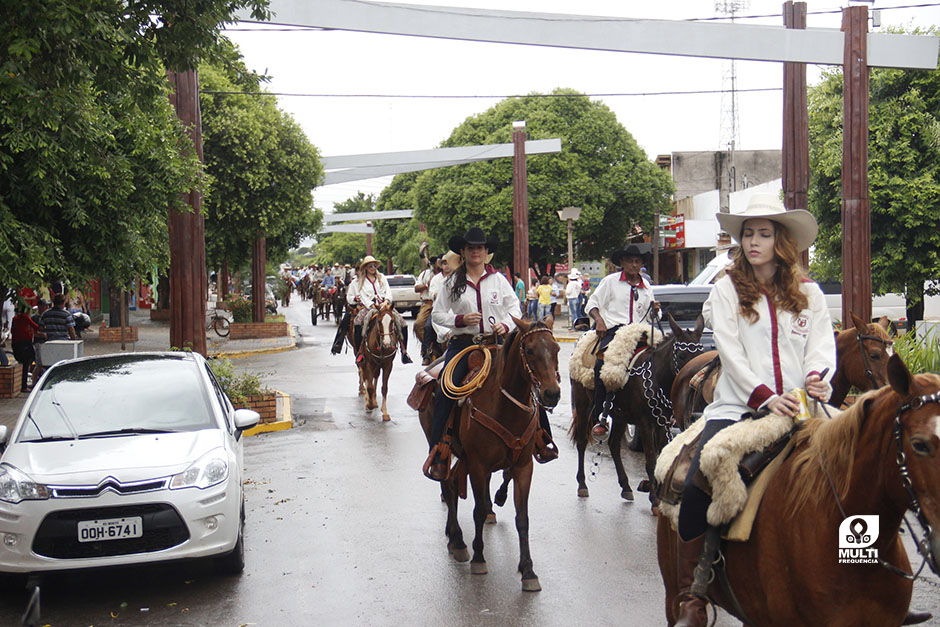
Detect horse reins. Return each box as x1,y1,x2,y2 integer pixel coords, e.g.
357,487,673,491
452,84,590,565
819,391,939,581
361,309,399,361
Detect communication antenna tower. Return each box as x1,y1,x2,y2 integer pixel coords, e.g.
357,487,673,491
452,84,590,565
716,0,748,193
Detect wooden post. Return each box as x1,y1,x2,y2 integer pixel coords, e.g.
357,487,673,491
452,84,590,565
120,289,126,351
512,121,530,279
252,235,266,323
841,6,872,324
220,260,229,301
783,1,810,269
652,210,660,285
167,69,207,355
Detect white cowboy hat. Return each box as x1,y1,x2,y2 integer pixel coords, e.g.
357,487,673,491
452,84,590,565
716,193,818,252
359,255,381,271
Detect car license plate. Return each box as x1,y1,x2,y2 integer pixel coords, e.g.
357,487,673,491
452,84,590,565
77,517,143,542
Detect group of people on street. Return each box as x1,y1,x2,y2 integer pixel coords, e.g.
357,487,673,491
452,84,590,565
524,270,592,328
397,195,845,626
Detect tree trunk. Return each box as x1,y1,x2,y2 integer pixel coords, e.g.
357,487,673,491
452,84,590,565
157,272,169,310
907,282,925,326
108,284,127,328
220,260,230,301
252,235,266,323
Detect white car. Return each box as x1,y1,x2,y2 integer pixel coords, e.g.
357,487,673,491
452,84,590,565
0,352,258,576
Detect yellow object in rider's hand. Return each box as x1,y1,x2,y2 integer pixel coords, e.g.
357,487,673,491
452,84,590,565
791,388,811,422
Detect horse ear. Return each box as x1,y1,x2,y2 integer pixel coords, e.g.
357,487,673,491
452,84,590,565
694,314,705,337
877,315,890,330
887,353,914,399
851,312,867,332
667,313,681,336
543,315,555,330
512,315,530,332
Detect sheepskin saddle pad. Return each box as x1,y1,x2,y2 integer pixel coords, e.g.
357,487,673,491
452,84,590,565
654,409,819,537
569,324,665,391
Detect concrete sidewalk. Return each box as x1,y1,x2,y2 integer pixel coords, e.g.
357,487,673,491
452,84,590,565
0,306,297,432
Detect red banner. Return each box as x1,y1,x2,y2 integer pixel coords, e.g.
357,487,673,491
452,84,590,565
662,214,686,250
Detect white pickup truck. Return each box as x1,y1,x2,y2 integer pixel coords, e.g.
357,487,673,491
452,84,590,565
387,274,422,317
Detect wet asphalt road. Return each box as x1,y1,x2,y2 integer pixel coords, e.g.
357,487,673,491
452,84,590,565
0,299,938,626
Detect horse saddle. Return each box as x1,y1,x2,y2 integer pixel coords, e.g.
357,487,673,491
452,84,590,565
690,357,722,402
407,345,499,411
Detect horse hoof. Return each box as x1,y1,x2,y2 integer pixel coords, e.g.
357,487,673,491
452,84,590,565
382,414,390,422
470,562,487,575
522,577,541,592
621,489,634,502
452,548,470,563
636,479,651,493
577,487,589,498
485,513,496,525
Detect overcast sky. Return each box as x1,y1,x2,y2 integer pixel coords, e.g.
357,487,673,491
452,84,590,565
223,1,940,215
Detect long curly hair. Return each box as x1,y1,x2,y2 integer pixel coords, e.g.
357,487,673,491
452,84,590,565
726,221,808,323
449,261,468,300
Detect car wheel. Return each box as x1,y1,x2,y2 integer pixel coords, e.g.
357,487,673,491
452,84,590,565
625,423,643,452
214,505,245,576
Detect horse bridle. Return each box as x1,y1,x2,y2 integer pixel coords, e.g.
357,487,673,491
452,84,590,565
502,326,558,412
856,330,894,390
672,340,706,375
820,391,939,581
361,309,398,360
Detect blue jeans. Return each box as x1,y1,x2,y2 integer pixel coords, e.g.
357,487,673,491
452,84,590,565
538,303,551,320
568,298,580,326
429,337,473,446
527,300,538,320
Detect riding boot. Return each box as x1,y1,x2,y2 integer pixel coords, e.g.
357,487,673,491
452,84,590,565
400,328,413,364
675,533,709,627
354,325,364,363
534,406,558,463
331,316,348,355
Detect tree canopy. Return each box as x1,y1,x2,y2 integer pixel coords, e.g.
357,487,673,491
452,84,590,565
808,32,940,318
0,0,269,288
374,89,675,272
200,56,323,270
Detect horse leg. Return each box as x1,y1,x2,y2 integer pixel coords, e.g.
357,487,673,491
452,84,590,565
380,361,391,422
443,478,469,562
469,469,490,575
365,364,377,410
493,469,511,508
572,386,591,497
484,472,504,524
608,413,633,501
513,461,541,591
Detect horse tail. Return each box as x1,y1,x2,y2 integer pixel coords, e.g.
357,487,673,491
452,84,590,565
567,379,592,444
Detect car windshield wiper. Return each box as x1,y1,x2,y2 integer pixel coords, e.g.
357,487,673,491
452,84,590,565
21,435,81,443
78,428,177,439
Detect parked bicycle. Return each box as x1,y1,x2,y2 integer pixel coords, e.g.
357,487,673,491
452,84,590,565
207,308,231,337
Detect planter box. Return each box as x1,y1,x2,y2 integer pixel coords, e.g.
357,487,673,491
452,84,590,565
0,364,22,398
150,309,170,321
233,392,277,424
99,326,139,342
229,322,289,340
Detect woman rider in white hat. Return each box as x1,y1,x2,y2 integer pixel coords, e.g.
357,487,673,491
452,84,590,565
672,194,835,627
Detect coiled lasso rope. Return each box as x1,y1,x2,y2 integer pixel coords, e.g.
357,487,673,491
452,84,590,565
441,344,492,400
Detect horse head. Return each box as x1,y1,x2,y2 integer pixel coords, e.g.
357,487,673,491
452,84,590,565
881,354,940,575
509,316,561,408
837,313,893,392
663,313,707,375
375,300,396,349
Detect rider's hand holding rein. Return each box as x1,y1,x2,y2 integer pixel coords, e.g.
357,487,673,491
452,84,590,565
766,392,802,418
804,372,830,403
493,322,509,336
462,311,483,327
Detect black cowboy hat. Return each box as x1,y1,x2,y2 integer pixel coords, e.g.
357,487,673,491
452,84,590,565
448,227,499,254
610,243,652,266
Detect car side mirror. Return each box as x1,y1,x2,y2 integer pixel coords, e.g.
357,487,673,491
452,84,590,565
0,425,8,452
233,408,260,431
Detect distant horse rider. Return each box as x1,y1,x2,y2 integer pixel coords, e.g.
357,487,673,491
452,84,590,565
585,244,659,442
352,256,412,365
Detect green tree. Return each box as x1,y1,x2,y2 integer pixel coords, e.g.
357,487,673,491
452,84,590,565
376,89,674,272
200,60,323,270
0,0,268,289
314,193,373,266
808,36,940,320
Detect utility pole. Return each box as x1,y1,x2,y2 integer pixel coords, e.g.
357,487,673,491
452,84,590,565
783,1,810,269
512,121,530,279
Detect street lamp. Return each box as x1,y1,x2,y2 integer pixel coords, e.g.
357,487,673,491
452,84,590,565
556,206,581,272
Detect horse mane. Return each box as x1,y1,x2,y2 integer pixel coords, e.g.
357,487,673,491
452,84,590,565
784,387,881,518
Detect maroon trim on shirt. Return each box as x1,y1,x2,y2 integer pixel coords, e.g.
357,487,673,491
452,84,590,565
748,384,775,410
765,292,784,395
455,314,466,328
465,268,497,333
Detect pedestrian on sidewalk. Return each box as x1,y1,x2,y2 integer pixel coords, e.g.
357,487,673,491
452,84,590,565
11,303,38,392
566,272,581,328
536,276,552,321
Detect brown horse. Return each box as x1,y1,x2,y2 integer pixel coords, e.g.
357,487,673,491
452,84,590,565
670,312,893,430
331,283,346,323
657,353,940,625
569,315,706,505
360,302,397,421
427,317,561,591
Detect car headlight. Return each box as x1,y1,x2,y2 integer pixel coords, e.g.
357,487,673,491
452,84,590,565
170,449,229,490
0,465,49,503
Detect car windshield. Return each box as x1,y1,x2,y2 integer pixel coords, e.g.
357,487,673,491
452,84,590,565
657,293,709,322
387,277,415,287
19,355,216,443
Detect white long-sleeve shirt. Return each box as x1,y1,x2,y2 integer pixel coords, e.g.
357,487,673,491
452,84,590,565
585,271,655,327
432,266,519,336
702,275,836,422
416,268,435,302
346,280,359,305
358,274,392,309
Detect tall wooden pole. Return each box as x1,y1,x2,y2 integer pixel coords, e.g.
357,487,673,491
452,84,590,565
512,121,530,278
841,6,872,324
783,1,810,269
167,70,207,355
